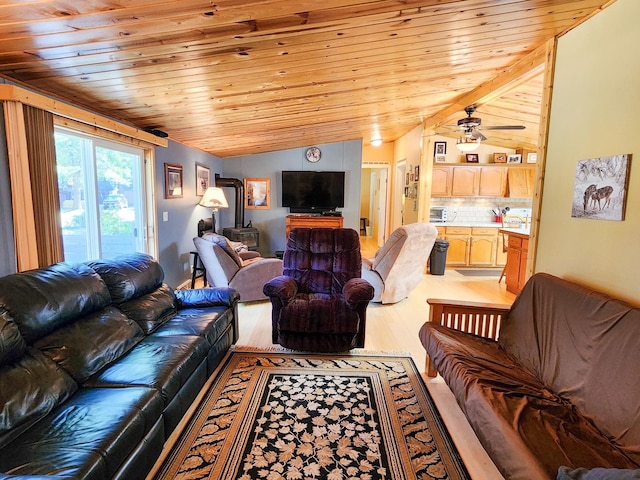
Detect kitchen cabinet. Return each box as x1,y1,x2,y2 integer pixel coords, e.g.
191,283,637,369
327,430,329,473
479,167,506,196
503,230,529,294
469,227,498,266
451,167,479,196
441,226,502,267
507,166,536,197
431,164,530,198
444,226,471,266
431,166,452,196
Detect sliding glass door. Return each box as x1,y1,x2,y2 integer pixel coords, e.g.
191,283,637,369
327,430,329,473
55,128,146,262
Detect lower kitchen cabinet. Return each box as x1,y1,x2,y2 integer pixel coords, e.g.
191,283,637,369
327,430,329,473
504,232,529,294
441,226,502,267
469,228,497,266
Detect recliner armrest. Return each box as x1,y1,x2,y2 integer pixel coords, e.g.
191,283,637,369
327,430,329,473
343,278,374,307
263,276,298,305
239,251,261,260
175,287,240,308
361,257,374,270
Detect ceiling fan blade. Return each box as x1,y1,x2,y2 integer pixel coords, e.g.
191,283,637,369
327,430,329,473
482,125,526,130
471,130,487,141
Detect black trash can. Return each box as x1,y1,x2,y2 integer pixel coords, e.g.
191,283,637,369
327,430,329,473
429,240,449,275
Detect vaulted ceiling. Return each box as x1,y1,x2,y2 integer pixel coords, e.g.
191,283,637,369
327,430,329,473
0,1,612,158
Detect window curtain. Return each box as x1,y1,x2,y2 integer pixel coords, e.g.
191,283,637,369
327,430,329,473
23,105,64,266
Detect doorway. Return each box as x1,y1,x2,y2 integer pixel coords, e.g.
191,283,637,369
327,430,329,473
360,165,389,249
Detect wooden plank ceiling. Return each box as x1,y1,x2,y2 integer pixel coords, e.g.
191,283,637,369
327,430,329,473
0,0,612,158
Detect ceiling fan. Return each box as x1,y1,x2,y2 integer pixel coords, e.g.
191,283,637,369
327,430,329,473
454,105,525,148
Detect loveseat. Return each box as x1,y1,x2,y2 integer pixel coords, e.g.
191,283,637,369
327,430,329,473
0,252,239,479
419,273,640,480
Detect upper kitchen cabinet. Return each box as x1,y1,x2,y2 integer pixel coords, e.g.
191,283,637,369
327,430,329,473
479,166,506,196
432,166,453,196
451,166,479,196
506,166,536,197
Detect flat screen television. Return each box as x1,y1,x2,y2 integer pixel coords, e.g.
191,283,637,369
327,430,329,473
281,170,345,213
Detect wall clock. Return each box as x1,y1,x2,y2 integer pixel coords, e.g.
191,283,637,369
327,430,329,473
305,146,321,163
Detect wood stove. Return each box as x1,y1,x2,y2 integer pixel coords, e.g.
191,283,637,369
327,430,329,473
215,174,259,251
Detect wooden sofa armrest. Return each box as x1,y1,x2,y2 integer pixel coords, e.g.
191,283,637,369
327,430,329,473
424,298,511,376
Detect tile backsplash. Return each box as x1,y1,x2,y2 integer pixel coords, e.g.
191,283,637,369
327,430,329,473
431,198,532,223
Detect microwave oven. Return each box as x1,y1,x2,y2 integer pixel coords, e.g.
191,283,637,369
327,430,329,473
429,206,448,223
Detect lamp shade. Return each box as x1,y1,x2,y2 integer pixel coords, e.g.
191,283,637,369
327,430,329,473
199,187,229,209
456,137,480,152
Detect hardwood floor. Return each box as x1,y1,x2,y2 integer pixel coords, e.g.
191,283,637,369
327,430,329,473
233,235,514,479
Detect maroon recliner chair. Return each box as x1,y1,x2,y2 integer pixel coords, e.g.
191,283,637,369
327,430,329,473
263,228,374,352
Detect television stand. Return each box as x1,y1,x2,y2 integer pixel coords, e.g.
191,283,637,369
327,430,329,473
285,214,344,238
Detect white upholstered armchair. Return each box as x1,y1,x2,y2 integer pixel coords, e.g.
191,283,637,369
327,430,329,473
361,223,438,304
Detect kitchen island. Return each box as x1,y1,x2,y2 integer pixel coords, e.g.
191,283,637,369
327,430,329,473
499,227,530,294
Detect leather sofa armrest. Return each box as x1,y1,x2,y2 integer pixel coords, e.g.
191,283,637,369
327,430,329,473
175,287,240,308
263,276,298,306
343,278,374,307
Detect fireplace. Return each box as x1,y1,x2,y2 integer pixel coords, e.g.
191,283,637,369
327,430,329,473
215,174,259,251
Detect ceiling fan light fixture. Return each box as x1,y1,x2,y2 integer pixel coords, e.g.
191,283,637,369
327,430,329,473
456,136,480,152
370,136,383,147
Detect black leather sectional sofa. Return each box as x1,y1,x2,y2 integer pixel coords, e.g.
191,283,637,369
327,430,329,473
0,253,239,479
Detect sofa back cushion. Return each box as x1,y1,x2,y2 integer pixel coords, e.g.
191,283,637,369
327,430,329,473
0,347,77,449
0,308,26,365
498,273,640,458
0,263,111,345
88,252,164,303
34,305,144,383
117,283,177,334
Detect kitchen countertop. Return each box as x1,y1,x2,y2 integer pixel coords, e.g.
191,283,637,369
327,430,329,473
499,226,530,236
433,222,531,236
432,221,504,228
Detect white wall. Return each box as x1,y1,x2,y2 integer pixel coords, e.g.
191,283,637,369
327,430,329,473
536,0,640,304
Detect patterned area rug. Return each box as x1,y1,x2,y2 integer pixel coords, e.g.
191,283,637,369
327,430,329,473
154,349,470,480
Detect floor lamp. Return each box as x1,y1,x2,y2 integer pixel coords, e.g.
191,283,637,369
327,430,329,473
198,187,229,234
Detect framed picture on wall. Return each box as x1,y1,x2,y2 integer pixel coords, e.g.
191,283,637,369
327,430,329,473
466,153,479,163
164,163,183,198
434,141,447,156
507,154,522,164
414,165,420,181
435,154,447,163
244,178,270,209
195,164,210,196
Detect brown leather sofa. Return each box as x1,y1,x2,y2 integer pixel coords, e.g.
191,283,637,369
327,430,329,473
0,252,239,479
419,273,640,480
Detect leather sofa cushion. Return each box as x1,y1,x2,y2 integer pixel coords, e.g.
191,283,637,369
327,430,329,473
0,348,77,449
34,306,145,383
84,335,210,406
0,263,111,345
0,386,163,479
116,283,177,334
0,308,26,365
154,307,233,347
89,253,164,303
